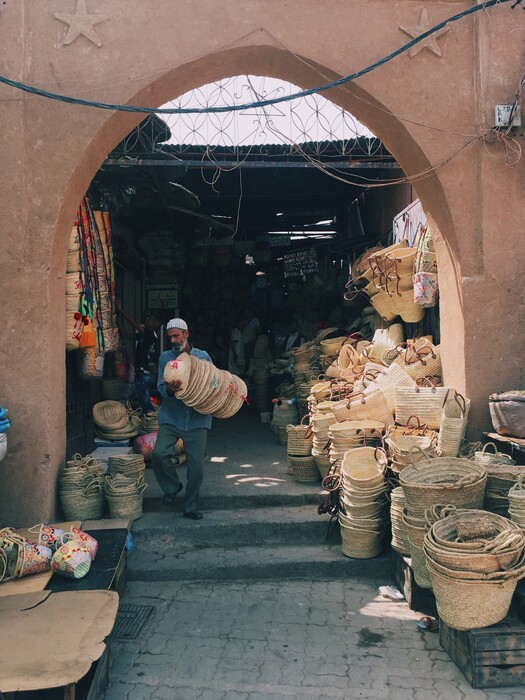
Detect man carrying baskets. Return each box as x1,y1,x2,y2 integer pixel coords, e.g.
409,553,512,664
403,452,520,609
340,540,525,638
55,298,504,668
151,317,212,520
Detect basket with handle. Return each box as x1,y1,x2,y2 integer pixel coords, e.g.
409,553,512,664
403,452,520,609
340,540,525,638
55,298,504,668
59,474,105,520
331,389,393,427
395,378,449,430
395,342,442,382
473,441,517,468
287,455,320,483
104,473,148,521
399,457,487,519
436,390,471,457
286,416,314,457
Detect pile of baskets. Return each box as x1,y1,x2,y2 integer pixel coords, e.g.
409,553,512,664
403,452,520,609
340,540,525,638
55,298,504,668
473,443,520,516
93,400,140,441
390,487,410,555
140,410,159,435
399,457,487,588
508,475,525,527
338,446,390,559
327,420,384,464
104,473,147,521
164,352,247,419
59,454,105,520
286,418,318,482
107,454,146,481
309,404,336,477
423,508,525,630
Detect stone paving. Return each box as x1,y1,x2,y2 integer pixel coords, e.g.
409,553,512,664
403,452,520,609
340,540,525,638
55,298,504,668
106,578,525,700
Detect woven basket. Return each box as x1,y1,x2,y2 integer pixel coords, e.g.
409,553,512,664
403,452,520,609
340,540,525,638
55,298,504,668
339,522,387,559
437,391,471,457
288,456,320,483
93,401,129,431
104,474,147,521
370,290,398,322
397,343,442,382
390,487,410,555
341,447,387,488
395,381,449,430
287,419,313,457
402,511,432,588
399,458,487,519
474,442,517,468
331,389,393,426
364,362,416,413
314,454,332,479
426,557,522,630
59,476,104,520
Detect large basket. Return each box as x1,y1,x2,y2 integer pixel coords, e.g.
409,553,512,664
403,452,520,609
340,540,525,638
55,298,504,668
426,558,522,630
399,458,486,519
104,474,147,521
286,419,313,457
402,511,432,588
288,456,320,483
59,476,104,520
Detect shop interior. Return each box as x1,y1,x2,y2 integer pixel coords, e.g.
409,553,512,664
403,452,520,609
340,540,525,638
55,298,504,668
65,89,439,458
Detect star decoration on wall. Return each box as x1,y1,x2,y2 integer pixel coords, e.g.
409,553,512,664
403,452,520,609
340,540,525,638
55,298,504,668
400,8,449,58
54,0,108,47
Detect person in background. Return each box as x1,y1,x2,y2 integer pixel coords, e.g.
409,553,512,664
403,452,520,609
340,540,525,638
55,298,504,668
212,312,231,370
283,318,305,353
151,317,212,520
241,307,261,369
228,315,246,376
117,301,160,414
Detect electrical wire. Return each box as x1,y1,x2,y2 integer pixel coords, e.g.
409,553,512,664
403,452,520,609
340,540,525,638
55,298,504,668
0,0,520,115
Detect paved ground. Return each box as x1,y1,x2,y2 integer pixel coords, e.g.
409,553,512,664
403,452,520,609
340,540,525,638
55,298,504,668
106,578,525,700
102,410,525,699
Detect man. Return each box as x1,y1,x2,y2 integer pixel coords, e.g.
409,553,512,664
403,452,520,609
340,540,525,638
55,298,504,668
227,314,245,376
283,318,305,353
116,301,159,414
151,317,212,520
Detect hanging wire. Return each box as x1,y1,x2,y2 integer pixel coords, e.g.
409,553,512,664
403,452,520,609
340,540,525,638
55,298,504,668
0,0,520,115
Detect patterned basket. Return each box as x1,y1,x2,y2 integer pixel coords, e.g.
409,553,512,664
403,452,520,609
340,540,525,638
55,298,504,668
288,456,320,483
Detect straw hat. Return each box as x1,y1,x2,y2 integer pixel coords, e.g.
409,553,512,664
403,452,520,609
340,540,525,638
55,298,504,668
164,352,192,393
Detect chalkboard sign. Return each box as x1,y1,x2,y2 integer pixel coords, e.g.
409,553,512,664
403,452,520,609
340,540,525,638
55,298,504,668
283,248,319,278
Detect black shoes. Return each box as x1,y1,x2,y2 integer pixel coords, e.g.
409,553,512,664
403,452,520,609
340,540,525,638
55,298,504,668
162,483,183,505
183,510,203,520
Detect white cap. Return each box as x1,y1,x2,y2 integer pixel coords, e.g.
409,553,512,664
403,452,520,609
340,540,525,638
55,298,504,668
167,318,188,331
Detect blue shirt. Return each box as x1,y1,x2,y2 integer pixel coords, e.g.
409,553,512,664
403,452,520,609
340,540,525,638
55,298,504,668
157,347,213,431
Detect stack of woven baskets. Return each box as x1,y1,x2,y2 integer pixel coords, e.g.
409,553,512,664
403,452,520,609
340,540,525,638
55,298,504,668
164,353,247,419
104,473,147,521
338,446,390,559
59,454,105,520
508,475,525,527
93,401,141,441
390,487,410,555
473,442,519,516
327,420,384,464
286,419,317,482
309,405,336,477
423,508,525,630
399,457,487,589
140,410,159,435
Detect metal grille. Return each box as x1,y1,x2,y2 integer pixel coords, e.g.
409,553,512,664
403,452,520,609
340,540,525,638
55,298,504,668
117,76,383,159
112,604,156,640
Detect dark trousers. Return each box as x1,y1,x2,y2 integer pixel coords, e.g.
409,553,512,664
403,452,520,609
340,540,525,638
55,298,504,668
151,423,208,513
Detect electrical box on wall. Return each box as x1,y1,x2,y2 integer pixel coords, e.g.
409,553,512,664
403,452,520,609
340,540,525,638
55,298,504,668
494,104,522,128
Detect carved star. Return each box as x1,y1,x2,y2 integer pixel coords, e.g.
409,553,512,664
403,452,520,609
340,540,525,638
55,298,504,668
54,0,108,47
400,8,449,58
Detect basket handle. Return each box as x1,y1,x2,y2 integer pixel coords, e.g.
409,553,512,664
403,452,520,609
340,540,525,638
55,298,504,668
481,441,498,455
482,530,524,555
408,445,432,466
425,504,455,527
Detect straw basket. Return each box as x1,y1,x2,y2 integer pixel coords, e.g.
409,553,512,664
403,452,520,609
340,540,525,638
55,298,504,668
396,343,442,382
93,401,129,431
341,447,388,489
288,455,320,483
425,557,525,630
364,363,416,413
331,389,393,426
402,511,432,588
287,419,313,457
437,391,471,457
339,521,388,559
390,487,410,555
59,475,104,520
474,442,517,468
104,474,147,521
399,458,487,519
313,454,332,479
395,381,449,430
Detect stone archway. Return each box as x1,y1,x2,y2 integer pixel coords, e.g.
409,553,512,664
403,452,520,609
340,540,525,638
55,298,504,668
1,3,523,525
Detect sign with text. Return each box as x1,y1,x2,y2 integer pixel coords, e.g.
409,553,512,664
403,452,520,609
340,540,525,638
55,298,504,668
147,287,179,309
283,248,319,278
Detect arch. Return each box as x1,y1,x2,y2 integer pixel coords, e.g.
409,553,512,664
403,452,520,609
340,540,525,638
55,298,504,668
52,43,458,277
